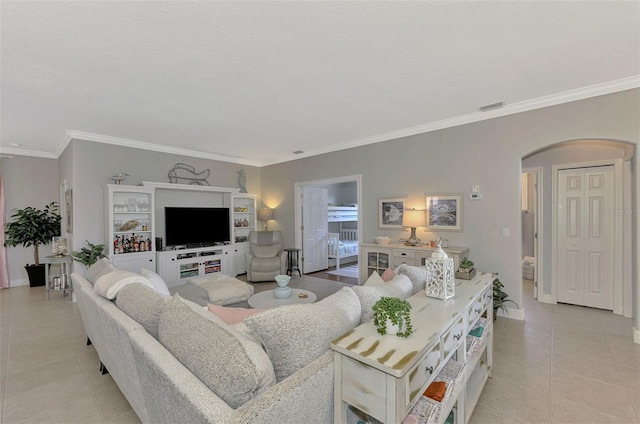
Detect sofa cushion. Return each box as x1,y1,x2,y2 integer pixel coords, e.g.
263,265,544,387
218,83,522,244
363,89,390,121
140,268,170,296
94,270,155,300
245,287,360,381
85,258,118,284
116,283,169,338
351,274,413,324
158,295,276,408
395,264,430,294
186,274,254,305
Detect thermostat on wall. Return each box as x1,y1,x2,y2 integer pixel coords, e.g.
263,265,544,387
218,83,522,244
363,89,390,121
470,193,482,200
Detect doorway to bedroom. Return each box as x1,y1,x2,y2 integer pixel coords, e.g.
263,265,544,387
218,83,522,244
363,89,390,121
294,175,362,285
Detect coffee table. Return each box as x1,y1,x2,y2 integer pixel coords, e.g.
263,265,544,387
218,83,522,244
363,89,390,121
248,288,317,309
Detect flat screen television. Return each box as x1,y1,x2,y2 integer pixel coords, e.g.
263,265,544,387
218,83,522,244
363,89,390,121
165,207,230,247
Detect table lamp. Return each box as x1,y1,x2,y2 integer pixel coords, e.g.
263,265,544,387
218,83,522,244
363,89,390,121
402,208,425,246
257,208,274,230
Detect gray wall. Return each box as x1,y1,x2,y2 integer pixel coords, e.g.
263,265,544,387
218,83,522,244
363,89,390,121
260,89,640,314
2,156,60,284
2,89,639,329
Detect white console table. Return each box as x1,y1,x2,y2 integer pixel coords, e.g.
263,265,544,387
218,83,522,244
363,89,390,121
331,273,494,424
360,243,469,282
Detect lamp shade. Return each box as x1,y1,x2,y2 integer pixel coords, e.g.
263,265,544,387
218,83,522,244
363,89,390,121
402,209,425,228
257,208,274,221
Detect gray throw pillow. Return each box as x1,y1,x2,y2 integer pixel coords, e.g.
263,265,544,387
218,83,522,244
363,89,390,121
245,287,361,381
116,283,169,338
351,274,413,324
85,258,118,284
395,264,429,294
158,295,276,408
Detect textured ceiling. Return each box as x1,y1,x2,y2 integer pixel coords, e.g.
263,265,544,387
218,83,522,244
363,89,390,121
1,1,639,166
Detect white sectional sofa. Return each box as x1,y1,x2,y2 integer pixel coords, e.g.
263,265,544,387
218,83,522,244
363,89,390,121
72,262,423,424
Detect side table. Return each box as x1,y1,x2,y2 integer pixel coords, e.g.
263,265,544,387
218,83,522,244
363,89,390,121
284,248,302,277
44,255,73,300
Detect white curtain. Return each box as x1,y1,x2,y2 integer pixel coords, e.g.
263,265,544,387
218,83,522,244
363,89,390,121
0,169,9,288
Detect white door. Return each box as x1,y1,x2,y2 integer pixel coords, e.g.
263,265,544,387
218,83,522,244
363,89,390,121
557,166,614,309
302,187,328,274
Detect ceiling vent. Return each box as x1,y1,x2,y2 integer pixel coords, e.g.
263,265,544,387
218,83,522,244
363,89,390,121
479,101,505,112
293,150,304,154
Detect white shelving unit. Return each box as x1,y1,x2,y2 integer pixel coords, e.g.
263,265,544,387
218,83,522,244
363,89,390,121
232,194,256,275
105,184,156,272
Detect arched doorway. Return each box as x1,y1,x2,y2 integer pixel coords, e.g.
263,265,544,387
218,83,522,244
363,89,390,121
521,139,634,317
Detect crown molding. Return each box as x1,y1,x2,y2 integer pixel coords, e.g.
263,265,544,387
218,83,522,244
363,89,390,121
260,76,640,166
0,146,57,159
14,76,640,166
64,130,262,167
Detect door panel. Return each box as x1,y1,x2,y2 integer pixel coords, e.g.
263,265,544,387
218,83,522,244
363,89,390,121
557,166,613,310
302,187,328,274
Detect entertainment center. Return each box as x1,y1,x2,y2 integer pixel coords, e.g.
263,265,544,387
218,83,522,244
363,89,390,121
105,182,256,283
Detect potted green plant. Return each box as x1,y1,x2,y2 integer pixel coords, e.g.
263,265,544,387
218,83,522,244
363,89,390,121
372,297,413,338
455,256,476,280
493,276,518,320
71,241,106,267
4,202,61,287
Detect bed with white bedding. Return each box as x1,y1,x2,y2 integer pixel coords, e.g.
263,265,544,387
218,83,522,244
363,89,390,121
328,229,358,269
327,205,358,269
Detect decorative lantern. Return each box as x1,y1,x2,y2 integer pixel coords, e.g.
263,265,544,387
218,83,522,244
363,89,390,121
425,240,455,300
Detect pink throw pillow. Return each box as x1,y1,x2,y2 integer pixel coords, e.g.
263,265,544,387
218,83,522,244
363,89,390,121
207,304,265,325
381,267,396,282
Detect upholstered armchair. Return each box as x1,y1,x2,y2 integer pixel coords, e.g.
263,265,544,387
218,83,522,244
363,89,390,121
245,231,287,282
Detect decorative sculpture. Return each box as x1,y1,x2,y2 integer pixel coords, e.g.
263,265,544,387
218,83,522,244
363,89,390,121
425,239,455,300
168,163,210,185
109,172,129,185
237,169,247,193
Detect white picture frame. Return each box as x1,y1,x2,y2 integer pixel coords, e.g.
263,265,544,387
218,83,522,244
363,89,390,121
425,194,463,231
379,198,405,228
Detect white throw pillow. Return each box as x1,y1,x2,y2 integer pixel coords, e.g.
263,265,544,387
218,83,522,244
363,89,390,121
245,287,361,381
351,274,413,324
140,268,170,296
94,270,155,300
364,271,385,287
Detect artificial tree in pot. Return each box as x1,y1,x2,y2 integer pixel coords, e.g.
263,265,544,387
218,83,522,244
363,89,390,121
4,202,62,287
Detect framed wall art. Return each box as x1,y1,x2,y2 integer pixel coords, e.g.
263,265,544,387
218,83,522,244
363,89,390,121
425,194,462,231
65,189,73,234
379,198,405,228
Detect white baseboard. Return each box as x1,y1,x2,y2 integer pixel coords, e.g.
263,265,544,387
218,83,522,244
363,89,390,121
10,278,29,287
634,327,640,344
497,306,524,321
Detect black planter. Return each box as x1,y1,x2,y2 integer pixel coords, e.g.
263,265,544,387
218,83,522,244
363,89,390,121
25,264,46,287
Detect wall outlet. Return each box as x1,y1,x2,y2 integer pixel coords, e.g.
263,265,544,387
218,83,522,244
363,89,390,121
502,227,510,237
470,193,481,200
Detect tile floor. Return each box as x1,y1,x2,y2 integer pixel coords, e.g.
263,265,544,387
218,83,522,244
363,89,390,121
1,278,638,423
470,280,640,424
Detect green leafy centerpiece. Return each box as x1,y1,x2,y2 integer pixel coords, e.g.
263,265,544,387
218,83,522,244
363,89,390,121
372,297,413,338
455,256,476,280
